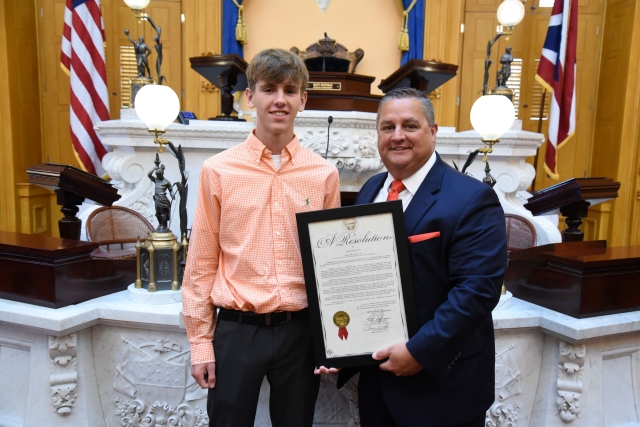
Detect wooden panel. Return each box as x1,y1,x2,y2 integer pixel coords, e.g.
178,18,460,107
0,0,18,232
603,0,640,246
37,0,79,174
183,0,222,120
2,0,44,236
591,2,635,179
424,0,464,126
465,0,502,13
458,13,500,131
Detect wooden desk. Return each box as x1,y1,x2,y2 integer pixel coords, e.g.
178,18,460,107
0,231,136,308
506,240,640,318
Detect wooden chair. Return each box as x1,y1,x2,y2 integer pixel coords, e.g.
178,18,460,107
86,206,153,259
291,35,364,73
505,213,537,251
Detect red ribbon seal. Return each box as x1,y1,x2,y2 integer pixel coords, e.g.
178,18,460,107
338,327,348,340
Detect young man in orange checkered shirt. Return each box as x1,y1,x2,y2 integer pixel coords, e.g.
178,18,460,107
182,48,341,427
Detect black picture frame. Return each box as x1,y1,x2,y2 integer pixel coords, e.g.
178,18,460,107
296,200,417,368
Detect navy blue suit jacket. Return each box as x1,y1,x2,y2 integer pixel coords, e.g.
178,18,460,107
340,153,507,426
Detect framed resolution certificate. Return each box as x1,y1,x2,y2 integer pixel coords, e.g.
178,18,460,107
296,201,417,368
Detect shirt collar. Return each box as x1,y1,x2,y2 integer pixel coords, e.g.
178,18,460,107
383,152,437,196
246,130,301,165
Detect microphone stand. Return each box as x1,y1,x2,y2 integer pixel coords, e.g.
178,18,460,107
324,116,333,159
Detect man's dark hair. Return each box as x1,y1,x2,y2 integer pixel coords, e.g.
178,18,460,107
246,48,309,93
376,87,436,127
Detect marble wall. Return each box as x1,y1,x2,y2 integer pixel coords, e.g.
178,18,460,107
3,293,640,426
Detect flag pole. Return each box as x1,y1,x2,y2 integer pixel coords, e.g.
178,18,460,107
532,87,547,192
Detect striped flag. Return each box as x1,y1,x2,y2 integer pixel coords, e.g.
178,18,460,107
535,0,577,180
60,0,110,177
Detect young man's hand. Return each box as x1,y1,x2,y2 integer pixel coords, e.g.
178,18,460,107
314,366,341,375
373,342,423,376
191,362,216,388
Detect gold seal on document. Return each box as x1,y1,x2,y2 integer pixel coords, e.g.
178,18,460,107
342,218,358,231
333,311,350,327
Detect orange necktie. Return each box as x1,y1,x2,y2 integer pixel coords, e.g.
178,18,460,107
387,180,405,201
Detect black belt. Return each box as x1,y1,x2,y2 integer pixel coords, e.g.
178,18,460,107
218,308,308,326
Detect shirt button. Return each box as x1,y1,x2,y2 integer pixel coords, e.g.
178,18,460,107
278,260,283,265
275,202,279,207
276,231,281,236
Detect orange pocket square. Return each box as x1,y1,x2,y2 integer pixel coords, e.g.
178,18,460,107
408,232,440,244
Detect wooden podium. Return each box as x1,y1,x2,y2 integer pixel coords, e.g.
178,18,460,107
27,163,121,240
378,59,458,94
0,231,136,308
506,240,640,318
305,71,382,113
524,177,620,242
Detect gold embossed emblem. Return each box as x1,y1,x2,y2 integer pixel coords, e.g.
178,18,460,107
333,311,350,327
342,218,358,231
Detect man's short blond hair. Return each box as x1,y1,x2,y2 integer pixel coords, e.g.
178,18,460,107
246,48,309,93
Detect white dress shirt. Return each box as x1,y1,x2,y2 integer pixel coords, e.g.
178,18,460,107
373,153,437,211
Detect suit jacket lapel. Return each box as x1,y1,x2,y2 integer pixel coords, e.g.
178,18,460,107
404,153,446,235
356,172,387,204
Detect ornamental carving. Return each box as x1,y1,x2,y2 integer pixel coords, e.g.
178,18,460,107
486,344,522,426
354,132,379,158
113,398,209,427
556,341,586,423
299,130,349,156
113,336,207,427
49,334,78,416
294,117,377,130
485,402,522,427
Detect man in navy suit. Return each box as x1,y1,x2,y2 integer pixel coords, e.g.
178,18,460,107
328,88,508,426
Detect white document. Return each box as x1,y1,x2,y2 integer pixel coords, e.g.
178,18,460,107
307,213,409,359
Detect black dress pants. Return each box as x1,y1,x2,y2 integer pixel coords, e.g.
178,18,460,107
358,366,485,427
207,311,320,427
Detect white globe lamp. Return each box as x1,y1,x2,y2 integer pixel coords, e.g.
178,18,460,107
135,84,180,151
470,94,515,160
497,0,525,31
122,0,150,11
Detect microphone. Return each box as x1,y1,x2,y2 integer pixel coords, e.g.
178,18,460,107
324,116,333,159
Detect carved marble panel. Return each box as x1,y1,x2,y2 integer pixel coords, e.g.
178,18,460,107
91,325,208,427
489,332,545,426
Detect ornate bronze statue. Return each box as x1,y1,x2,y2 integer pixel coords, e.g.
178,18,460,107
496,47,514,88
148,156,176,231
124,29,152,78
154,28,166,85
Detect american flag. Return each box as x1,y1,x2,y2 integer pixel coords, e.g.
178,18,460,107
60,0,110,177
535,0,577,180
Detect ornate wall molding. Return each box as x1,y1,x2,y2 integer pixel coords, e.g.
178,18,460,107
294,117,377,130
556,341,586,423
299,129,350,155
49,334,78,416
96,116,559,243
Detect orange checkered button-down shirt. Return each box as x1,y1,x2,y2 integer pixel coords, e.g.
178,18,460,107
182,131,341,365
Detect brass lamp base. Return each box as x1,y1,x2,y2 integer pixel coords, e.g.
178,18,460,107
136,230,183,292
479,139,500,162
